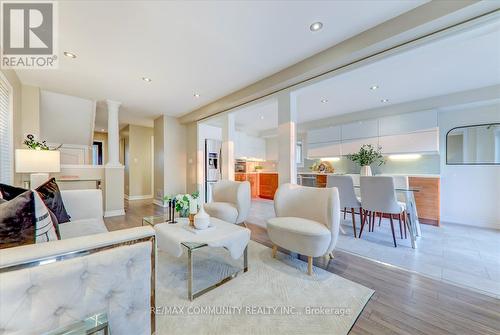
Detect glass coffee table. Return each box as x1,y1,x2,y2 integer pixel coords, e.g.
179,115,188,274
144,215,250,301
44,312,108,335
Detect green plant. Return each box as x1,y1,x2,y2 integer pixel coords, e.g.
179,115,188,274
346,144,385,166
255,165,263,170
163,191,200,216
24,134,49,150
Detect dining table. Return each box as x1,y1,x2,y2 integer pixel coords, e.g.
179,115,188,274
353,185,422,249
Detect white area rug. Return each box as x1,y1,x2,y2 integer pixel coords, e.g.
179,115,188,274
156,241,374,335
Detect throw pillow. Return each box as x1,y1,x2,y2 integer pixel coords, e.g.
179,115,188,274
1,179,71,223
0,191,36,249
0,183,27,200
35,178,71,223
33,191,60,243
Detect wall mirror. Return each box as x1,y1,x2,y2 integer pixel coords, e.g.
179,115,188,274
446,123,500,165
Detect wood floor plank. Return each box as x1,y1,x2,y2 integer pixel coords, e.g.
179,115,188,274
105,200,500,335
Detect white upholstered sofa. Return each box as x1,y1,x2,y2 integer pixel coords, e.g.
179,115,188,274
0,189,156,335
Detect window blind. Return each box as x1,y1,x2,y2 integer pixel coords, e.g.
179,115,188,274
0,76,12,185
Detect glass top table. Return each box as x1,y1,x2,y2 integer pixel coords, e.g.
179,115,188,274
44,312,108,335
142,214,171,226
353,185,422,248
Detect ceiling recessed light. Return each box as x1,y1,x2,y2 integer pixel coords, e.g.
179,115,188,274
142,77,152,82
310,22,323,31
381,99,389,103
320,98,328,103
193,93,200,98
370,85,379,90
260,115,264,120
63,51,77,58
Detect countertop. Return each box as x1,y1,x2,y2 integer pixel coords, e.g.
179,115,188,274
298,172,440,178
235,171,278,174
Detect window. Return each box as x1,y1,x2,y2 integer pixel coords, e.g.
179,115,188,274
296,141,304,167
0,74,13,184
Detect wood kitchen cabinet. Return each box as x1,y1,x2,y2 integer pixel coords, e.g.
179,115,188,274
409,177,440,226
258,173,278,200
234,173,259,198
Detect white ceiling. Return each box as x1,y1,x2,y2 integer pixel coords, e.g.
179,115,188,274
230,18,500,133
13,0,427,130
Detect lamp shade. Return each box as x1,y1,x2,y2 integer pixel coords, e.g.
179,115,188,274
15,149,60,173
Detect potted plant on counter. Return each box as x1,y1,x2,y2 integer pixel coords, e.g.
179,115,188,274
346,144,385,176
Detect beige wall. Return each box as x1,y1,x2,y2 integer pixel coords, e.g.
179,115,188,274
154,115,187,205
128,125,154,197
21,85,40,139
185,122,198,194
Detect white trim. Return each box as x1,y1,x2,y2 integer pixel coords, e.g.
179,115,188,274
61,164,105,169
104,209,125,217
125,194,154,201
153,199,168,207
0,71,14,185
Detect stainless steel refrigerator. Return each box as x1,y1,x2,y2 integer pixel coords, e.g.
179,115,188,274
204,139,222,203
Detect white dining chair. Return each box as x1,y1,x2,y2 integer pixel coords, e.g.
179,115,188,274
359,176,407,247
327,175,362,238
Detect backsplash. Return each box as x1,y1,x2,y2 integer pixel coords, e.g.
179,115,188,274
300,154,440,175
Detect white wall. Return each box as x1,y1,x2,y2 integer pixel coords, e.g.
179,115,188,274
439,102,500,228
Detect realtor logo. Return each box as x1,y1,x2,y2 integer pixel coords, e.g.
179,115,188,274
1,1,58,69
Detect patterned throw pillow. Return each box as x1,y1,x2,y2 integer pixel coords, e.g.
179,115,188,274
0,191,36,249
0,178,71,223
33,191,59,243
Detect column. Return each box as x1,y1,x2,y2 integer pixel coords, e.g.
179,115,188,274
106,100,121,167
277,91,297,185
221,113,236,181
104,99,124,217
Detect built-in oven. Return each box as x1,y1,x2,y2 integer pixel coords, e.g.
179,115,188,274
235,160,247,173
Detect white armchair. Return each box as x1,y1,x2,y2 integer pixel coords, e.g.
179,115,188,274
267,183,341,275
0,189,156,335
204,180,251,224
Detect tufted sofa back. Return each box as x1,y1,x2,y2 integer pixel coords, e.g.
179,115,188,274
0,227,155,335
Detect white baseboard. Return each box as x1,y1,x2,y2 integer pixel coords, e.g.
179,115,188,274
104,209,125,217
153,199,168,207
125,194,153,201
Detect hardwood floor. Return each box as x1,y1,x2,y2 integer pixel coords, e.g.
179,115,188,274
105,200,500,335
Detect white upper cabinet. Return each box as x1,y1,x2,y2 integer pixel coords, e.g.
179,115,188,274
341,137,379,155
307,141,342,158
379,129,439,154
341,119,378,140
307,126,341,144
379,110,437,136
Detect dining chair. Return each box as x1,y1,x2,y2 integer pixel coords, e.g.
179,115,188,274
358,176,407,247
327,175,362,238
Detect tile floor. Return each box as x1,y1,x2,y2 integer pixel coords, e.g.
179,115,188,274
247,198,500,298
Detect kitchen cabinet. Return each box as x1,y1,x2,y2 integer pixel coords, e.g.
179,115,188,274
307,141,342,158
341,119,378,140
409,176,440,226
307,126,341,144
379,129,439,154
341,137,379,155
259,173,278,199
234,173,259,198
379,110,437,136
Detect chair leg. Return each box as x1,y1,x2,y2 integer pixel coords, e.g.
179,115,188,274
389,216,397,247
398,214,403,239
272,245,277,258
378,212,382,226
370,211,375,232
344,207,347,220
308,256,313,275
403,211,407,239
359,210,368,238
350,208,357,238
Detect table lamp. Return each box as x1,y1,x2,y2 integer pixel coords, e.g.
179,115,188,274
15,149,60,189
